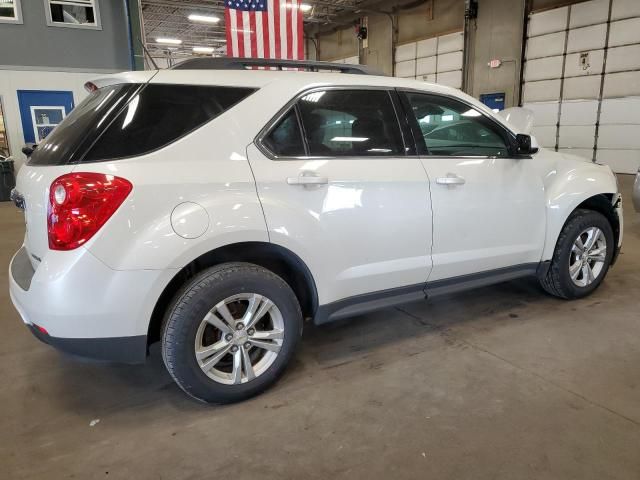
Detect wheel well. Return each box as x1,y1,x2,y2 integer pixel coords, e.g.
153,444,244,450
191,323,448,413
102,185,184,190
576,193,620,247
147,242,318,346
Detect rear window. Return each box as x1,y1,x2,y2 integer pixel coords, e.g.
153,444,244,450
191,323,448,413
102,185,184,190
28,84,138,166
28,84,255,166
84,85,255,161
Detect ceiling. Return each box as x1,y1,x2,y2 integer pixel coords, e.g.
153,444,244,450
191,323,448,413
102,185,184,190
141,0,369,58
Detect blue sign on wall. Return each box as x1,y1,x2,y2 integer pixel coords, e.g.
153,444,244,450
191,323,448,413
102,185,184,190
17,90,74,144
479,92,506,112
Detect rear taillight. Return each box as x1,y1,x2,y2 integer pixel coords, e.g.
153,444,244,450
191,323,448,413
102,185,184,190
48,173,132,251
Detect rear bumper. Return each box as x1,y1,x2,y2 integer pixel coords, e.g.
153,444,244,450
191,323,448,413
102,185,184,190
27,324,147,364
9,246,177,364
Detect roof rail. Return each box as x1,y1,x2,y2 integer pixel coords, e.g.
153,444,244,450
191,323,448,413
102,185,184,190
171,57,382,75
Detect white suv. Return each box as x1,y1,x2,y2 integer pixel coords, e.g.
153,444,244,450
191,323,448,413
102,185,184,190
9,59,623,404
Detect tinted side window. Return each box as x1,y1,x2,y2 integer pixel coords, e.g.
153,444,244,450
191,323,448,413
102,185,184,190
403,92,509,157
83,85,255,161
262,108,305,156
297,90,404,157
28,84,139,166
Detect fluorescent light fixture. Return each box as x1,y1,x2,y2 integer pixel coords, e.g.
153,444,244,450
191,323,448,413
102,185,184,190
331,136,369,142
285,2,312,11
193,46,215,54
188,13,220,23
441,114,454,121
156,37,182,45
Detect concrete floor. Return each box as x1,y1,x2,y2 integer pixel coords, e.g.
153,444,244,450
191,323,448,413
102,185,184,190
1,175,639,480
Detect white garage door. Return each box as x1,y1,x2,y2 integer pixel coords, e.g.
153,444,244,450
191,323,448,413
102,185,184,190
522,0,640,173
394,31,464,89
331,55,360,65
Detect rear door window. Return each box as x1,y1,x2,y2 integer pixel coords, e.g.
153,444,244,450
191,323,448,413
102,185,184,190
296,89,405,157
83,85,255,161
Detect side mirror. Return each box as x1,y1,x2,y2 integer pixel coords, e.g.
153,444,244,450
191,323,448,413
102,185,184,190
515,134,538,156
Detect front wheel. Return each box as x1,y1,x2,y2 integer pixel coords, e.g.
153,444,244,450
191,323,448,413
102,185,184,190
161,263,303,404
540,209,614,299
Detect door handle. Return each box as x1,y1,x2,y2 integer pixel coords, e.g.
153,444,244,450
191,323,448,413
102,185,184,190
287,174,328,186
436,174,466,186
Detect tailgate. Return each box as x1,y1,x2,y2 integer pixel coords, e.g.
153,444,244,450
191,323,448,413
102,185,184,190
15,164,75,268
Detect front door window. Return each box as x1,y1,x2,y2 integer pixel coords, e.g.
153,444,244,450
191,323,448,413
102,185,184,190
403,92,510,157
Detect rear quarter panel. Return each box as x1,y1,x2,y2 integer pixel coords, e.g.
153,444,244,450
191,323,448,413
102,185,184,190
81,104,269,271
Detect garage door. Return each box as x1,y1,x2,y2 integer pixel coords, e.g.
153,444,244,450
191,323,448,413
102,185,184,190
394,31,464,89
522,0,640,173
331,55,360,65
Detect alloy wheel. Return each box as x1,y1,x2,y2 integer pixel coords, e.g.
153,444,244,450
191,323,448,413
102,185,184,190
569,227,607,287
194,293,284,385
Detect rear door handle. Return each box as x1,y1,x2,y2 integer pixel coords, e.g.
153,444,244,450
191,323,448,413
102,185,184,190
436,174,466,186
287,174,328,186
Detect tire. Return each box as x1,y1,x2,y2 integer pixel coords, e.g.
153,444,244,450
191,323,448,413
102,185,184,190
161,262,303,404
540,209,614,299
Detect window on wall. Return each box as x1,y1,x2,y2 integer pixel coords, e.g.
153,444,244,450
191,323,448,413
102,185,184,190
0,0,23,24
45,0,101,29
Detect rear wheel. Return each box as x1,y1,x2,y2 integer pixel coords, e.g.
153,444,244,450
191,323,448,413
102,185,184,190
540,209,614,299
162,263,302,404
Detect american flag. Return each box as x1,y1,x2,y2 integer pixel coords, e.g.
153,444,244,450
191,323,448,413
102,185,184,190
225,0,304,60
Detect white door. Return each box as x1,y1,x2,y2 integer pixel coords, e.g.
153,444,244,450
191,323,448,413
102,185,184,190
247,88,433,306
400,91,546,281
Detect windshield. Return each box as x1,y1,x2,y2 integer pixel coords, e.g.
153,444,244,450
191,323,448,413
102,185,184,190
28,83,140,166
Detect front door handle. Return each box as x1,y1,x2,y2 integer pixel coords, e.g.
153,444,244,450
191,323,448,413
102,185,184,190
436,174,466,186
287,174,328,186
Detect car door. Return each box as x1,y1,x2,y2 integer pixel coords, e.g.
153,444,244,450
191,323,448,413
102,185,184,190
247,88,433,309
399,90,546,282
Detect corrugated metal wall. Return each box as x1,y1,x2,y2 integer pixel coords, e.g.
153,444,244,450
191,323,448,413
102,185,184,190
522,0,640,173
